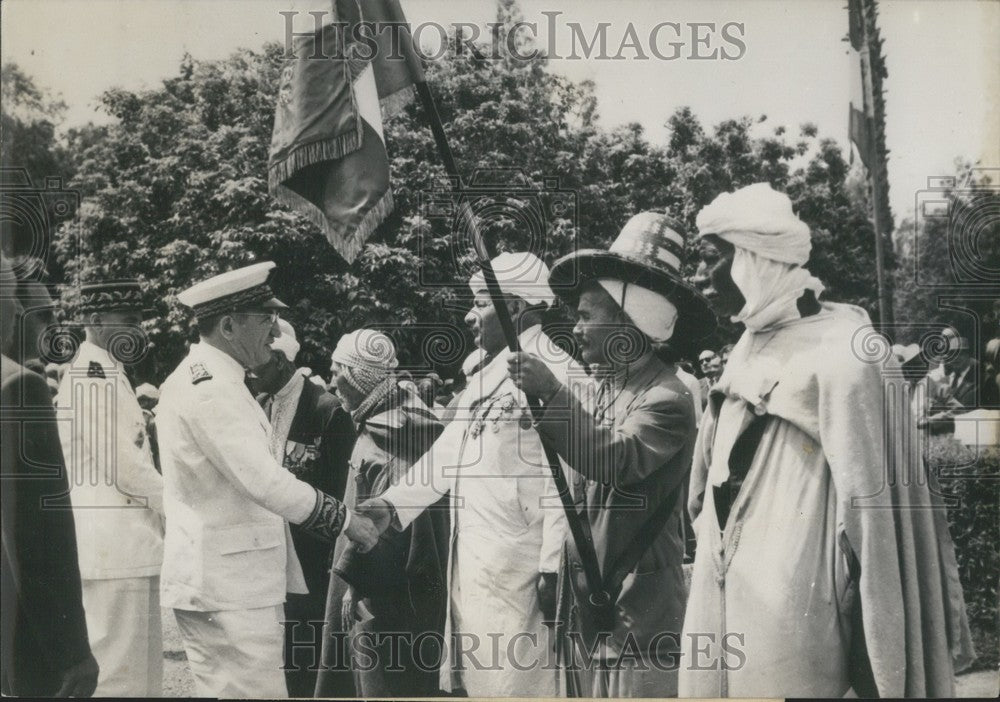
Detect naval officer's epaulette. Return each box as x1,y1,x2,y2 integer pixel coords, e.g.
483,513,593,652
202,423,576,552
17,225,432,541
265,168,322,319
190,362,212,385
87,361,106,379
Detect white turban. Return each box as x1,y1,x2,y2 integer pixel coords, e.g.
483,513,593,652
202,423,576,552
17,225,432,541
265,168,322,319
270,318,300,362
697,183,824,332
468,251,555,307
695,182,812,265
597,278,678,343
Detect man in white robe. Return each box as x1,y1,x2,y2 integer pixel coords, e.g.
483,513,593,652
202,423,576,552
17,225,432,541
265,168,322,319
359,252,572,697
681,183,973,698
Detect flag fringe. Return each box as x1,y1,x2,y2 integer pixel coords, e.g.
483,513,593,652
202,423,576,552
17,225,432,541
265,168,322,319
335,189,395,262
267,130,362,192
272,185,394,264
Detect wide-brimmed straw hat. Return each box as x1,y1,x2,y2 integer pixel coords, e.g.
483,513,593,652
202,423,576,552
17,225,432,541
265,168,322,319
549,212,715,341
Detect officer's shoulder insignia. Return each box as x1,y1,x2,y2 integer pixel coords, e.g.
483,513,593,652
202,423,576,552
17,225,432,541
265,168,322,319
189,362,212,385
87,361,106,379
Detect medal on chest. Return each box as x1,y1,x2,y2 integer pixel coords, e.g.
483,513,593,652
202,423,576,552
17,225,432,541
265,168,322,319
283,437,321,476
469,393,520,438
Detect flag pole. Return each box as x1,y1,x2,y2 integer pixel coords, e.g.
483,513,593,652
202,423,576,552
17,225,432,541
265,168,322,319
866,0,894,330
852,0,895,330
410,76,610,618
870,173,893,329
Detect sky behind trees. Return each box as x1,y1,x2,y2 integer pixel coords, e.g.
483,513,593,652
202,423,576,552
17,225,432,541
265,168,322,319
1,0,997,219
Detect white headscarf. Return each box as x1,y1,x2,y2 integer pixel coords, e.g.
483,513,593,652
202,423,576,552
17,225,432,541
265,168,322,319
697,183,824,332
728,249,824,332
468,251,555,307
330,329,398,395
461,347,489,378
596,278,678,342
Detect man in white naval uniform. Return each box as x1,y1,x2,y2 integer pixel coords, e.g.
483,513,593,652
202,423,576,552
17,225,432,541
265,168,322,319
360,252,573,697
156,262,378,698
55,280,164,697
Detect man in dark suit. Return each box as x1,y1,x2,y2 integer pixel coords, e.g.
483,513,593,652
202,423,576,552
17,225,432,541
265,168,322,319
509,213,714,697
251,319,356,697
1,253,99,697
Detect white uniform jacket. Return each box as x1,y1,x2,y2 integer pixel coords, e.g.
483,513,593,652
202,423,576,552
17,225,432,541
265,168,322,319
55,340,164,579
157,342,334,612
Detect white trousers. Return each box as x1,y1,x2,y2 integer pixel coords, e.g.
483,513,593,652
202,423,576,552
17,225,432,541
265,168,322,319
82,576,163,697
173,604,287,698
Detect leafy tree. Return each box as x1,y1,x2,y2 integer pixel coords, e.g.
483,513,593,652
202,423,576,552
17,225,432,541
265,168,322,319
1,62,79,281
1,62,72,184
892,162,1000,346
52,1,887,383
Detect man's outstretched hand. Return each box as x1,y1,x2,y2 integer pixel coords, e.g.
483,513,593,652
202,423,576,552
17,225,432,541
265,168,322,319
344,511,379,553
355,498,394,535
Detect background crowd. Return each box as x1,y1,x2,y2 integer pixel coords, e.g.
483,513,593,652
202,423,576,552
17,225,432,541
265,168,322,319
1,1,998,697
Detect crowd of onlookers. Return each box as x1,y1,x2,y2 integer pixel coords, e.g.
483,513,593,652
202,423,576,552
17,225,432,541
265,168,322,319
34,326,1000,477
3,183,995,699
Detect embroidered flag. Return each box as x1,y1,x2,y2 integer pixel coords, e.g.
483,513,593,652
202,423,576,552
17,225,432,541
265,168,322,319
268,0,424,263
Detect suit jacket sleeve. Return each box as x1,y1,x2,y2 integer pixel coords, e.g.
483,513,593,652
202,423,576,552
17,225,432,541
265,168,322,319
535,382,692,488
3,368,92,673
320,404,356,503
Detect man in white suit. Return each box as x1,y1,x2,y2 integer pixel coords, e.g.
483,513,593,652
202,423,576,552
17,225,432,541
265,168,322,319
156,262,378,698
359,252,573,697
56,280,165,697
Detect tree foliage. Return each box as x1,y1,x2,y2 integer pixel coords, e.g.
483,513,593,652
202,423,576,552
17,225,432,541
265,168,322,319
1,62,81,280
892,163,1000,345
33,5,884,382
1,62,72,185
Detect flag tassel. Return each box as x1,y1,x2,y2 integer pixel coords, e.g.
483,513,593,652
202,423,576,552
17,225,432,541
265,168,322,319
267,130,362,191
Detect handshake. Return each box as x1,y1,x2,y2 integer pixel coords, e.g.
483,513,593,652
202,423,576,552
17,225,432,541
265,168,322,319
342,498,395,553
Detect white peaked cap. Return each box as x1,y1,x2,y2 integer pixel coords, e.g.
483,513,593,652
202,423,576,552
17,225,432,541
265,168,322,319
177,261,287,317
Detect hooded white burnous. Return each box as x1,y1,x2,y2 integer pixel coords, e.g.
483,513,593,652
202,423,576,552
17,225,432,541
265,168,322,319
681,183,974,698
